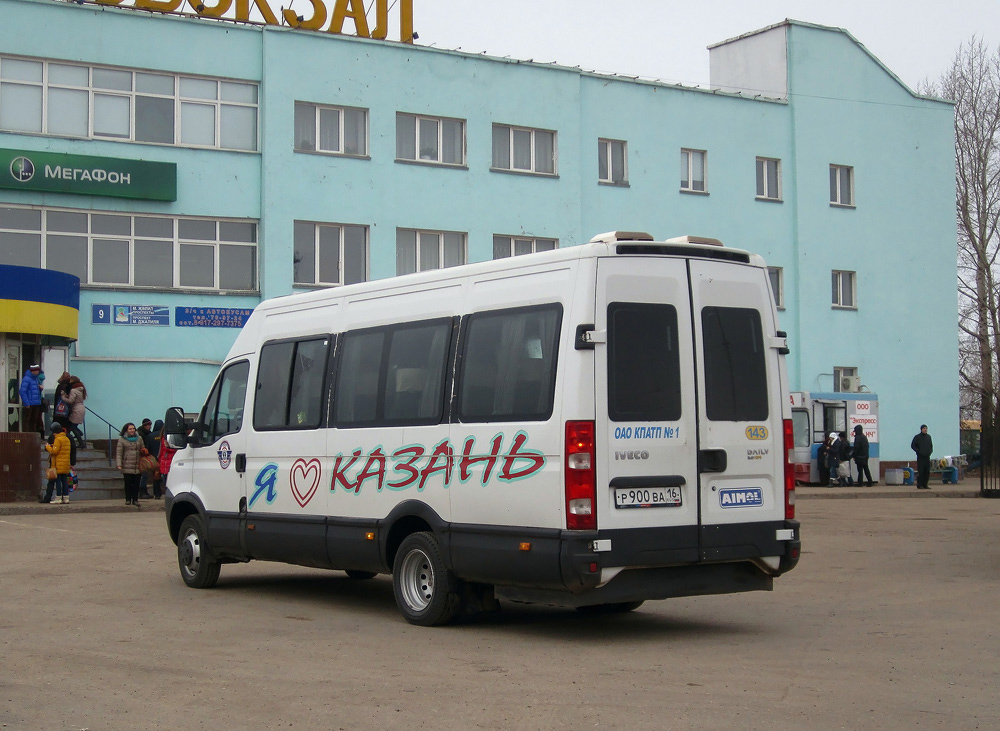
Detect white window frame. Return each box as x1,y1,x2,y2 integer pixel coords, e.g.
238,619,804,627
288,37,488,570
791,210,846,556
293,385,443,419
491,123,557,175
830,164,854,207
767,266,784,309
492,235,558,259
0,54,258,151
396,228,467,275
680,148,707,193
0,204,258,292
832,270,857,308
293,221,369,287
756,157,782,200
598,138,628,185
395,112,465,166
294,102,368,156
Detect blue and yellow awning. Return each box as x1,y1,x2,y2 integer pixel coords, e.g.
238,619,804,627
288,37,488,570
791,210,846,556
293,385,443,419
0,265,80,340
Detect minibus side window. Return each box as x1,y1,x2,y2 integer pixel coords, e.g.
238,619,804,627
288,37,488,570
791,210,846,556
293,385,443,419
701,306,768,421
457,305,561,422
253,338,330,430
607,303,681,421
333,318,452,427
197,360,250,445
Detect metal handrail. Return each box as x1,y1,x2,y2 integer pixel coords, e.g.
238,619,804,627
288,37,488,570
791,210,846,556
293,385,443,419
83,406,119,464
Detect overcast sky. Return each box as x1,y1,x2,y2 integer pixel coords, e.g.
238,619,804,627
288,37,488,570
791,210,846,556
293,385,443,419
410,0,999,90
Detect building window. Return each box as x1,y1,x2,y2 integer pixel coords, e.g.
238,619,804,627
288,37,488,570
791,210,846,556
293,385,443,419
396,229,467,275
767,266,784,308
294,102,367,156
0,205,257,291
396,112,465,165
491,124,556,175
0,55,258,151
832,270,856,308
293,221,368,286
598,139,627,184
830,164,854,206
834,366,859,393
756,157,781,200
493,235,557,258
680,148,707,192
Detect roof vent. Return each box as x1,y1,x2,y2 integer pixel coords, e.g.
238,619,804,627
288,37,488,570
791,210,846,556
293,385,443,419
589,231,655,244
663,235,724,247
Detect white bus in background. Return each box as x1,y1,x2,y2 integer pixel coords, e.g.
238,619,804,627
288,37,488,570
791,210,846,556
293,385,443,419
163,231,801,626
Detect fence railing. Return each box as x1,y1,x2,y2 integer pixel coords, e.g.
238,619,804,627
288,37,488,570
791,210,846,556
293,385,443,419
83,407,119,466
981,426,1000,498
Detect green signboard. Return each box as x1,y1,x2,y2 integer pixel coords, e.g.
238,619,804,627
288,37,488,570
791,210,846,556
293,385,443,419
0,148,176,201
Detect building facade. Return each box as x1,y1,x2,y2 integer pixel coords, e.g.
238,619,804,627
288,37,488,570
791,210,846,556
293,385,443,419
0,0,957,460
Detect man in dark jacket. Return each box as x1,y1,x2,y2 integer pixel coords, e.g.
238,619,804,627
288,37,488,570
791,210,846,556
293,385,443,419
137,418,155,498
911,424,934,489
852,424,874,486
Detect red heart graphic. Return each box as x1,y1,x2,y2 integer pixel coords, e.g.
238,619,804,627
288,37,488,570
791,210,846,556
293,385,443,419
290,458,322,508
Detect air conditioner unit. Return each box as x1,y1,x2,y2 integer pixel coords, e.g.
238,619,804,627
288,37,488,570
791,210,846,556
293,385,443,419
841,376,861,393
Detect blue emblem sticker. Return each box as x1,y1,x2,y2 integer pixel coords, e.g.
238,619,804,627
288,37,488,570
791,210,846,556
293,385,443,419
217,440,232,469
719,487,763,508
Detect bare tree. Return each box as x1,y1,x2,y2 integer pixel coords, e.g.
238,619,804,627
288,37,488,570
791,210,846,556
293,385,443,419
926,39,1000,440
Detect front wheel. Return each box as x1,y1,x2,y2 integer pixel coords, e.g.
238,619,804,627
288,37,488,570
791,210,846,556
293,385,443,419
392,532,459,626
177,514,221,589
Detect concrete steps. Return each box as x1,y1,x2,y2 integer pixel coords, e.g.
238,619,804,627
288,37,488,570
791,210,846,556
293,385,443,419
39,444,125,501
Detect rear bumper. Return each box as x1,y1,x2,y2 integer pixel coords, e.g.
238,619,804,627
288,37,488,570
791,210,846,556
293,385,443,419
449,518,801,599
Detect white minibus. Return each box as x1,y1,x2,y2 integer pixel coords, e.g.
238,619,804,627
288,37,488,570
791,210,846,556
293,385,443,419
163,231,800,625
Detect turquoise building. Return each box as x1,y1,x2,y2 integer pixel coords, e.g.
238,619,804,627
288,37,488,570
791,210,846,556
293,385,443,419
0,0,957,461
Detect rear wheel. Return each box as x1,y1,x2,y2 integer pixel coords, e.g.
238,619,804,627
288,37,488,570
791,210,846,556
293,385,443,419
576,601,644,614
177,514,220,589
392,532,460,626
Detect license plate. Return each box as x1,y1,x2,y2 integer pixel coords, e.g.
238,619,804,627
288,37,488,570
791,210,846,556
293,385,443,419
614,486,682,508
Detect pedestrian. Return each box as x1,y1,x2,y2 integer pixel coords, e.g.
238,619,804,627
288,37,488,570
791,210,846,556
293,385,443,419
158,420,178,495
838,431,854,486
18,364,45,438
44,423,72,504
149,419,164,498
911,424,934,490
137,418,156,498
116,422,143,506
852,424,874,486
816,439,830,486
826,432,841,486
63,376,87,464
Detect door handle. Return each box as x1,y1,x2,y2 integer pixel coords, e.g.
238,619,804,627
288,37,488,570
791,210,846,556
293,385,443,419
699,449,727,473
235,453,246,473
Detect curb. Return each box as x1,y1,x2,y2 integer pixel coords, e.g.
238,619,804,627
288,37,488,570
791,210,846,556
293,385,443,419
0,500,166,516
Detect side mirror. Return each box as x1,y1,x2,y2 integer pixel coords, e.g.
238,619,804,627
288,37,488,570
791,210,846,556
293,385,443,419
164,406,188,449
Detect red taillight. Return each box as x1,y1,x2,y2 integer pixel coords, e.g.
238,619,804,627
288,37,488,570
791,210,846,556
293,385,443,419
565,420,596,530
783,418,795,520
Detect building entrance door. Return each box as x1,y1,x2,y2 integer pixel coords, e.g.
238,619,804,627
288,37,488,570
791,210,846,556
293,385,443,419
4,340,22,432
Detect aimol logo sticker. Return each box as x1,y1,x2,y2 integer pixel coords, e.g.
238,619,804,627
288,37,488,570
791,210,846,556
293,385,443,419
719,487,763,508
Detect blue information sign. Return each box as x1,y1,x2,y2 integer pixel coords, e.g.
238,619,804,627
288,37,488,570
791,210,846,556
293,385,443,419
175,307,253,328
112,305,169,326
92,304,112,324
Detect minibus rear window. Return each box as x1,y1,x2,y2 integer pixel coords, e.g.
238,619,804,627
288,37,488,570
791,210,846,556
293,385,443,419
457,304,561,422
701,306,768,421
607,303,681,422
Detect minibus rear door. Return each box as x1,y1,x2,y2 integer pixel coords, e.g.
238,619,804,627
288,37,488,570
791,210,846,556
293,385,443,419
594,257,700,562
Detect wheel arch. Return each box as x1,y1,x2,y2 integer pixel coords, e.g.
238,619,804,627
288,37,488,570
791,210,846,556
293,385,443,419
167,492,208,546
382,500,449,570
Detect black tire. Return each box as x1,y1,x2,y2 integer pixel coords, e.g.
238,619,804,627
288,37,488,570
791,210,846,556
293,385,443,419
345,569,377,580
576,601,644,614
392,532,460,626
177,514,221,589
